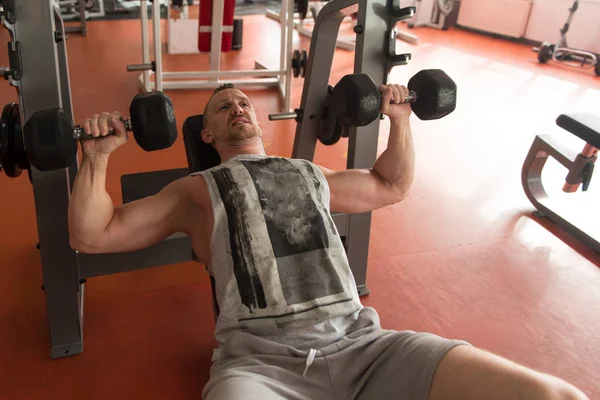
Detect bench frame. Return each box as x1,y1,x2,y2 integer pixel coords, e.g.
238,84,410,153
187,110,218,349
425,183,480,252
522,131,599,253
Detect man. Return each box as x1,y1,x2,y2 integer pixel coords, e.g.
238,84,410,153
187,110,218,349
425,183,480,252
68,83,589,400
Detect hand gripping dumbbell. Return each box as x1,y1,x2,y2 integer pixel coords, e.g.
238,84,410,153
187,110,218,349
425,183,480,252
331,69,457,127
23,92,177,172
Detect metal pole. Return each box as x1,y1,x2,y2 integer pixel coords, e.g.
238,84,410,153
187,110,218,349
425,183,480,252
141,0,151,91
210,0,225,77
152,0,162,91
279,0,288,106
284,0,294,111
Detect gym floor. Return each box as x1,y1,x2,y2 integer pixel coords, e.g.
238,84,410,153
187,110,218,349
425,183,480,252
1,13,599,400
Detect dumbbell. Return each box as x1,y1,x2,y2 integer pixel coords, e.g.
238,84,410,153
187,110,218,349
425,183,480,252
331,69,457,127
23,92,177,172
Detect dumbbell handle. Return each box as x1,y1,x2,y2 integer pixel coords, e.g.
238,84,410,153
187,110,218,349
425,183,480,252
268,91,417,122
72,119,132,141
405,91,417,103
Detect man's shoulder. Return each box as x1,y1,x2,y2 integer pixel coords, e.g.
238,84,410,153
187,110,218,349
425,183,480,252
170,174,211,207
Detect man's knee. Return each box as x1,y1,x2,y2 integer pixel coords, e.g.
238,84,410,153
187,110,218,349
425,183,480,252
537,375,589,400
429,345,589,400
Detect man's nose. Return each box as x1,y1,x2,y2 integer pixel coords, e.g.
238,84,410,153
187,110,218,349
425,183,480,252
231,103,243,114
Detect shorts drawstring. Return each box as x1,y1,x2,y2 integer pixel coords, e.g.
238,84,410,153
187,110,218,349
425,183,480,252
302,348,317,378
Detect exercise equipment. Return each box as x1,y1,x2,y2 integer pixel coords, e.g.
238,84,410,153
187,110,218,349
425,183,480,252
533,0,600,76
23,92,177,172
267,1,358,51
331,69,456,128
56,0,88,36
408,0,455,30
291,49,308,78
522,112,600,253
198,0,235,52
127,0,296,112
0,102,28,178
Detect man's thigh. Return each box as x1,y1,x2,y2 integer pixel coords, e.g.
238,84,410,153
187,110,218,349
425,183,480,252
428,345,589,400
330,329,469,400
203,354,332,400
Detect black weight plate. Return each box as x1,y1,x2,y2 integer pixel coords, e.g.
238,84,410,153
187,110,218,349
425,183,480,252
292,49,301,78
538,42,553,64
7,103,27,171
317,121,343,146
0,103,23,178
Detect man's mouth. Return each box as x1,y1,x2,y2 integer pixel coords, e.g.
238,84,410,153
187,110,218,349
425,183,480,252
231,117,249,126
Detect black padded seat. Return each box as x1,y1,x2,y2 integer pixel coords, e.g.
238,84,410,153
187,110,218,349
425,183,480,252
556,112,600,149
181,114,221,320
182,114,221,173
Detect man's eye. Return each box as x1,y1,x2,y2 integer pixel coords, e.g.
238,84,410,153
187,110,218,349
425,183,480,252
220,105,228,110
242,103,249,107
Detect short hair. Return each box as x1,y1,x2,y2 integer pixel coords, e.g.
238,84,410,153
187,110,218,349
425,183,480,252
203,83,237,127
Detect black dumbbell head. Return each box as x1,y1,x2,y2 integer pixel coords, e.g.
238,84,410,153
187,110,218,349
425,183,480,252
129,92,177,151
331,74,381,127
23,108,77,172
407,69,456,120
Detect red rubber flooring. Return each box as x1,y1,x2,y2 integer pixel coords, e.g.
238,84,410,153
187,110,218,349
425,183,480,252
0,13,599,399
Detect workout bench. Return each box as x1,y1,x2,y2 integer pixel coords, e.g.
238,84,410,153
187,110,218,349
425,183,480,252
522,112,600,253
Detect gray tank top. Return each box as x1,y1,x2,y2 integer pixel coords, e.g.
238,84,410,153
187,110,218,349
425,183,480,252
194,154,364,360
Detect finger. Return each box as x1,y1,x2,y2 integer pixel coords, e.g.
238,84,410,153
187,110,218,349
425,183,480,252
399,85,409,103
82,118,92,136
99,112,111,136
110,111,127,138
379,85,393,113
391,85,401,104
90,114,100,137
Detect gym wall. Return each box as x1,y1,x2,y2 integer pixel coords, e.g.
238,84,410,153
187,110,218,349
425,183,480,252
456,0,600,54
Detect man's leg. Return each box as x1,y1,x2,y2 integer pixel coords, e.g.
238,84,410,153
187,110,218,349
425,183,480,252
203,370,301,400
429,345,589,400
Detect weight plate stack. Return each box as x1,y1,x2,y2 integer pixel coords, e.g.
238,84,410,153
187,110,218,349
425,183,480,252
291,49,308,78
0,103,29,178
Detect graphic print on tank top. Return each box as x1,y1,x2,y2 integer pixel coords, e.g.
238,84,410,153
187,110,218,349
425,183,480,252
211,157,354,323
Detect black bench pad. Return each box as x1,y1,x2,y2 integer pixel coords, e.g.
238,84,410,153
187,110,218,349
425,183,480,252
556,112,600,149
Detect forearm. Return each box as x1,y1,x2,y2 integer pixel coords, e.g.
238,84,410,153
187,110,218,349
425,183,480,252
372,118,415,195
68,152,115,247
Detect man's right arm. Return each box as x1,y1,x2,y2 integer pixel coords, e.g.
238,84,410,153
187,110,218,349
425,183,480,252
68,111,197,254
68,154,195,254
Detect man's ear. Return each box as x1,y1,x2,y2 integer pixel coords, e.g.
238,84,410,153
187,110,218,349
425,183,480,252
201,128,214,144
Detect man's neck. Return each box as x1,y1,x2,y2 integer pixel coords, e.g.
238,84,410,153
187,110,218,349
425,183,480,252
219,143,266,163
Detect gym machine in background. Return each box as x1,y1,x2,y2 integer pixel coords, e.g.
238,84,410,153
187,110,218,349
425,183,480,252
522,113,600,254
55,0,92,36
533,0,600,77
266,0,419,51
126,0,297,112
408,0,455,31
266,1,357,51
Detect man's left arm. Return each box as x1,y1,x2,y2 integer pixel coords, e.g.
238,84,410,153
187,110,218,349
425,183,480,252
318,84,415,214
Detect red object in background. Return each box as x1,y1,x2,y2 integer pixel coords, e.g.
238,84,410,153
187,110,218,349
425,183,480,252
198,0,235,52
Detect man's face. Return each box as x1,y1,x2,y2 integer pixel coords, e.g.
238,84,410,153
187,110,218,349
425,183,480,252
201,89,261,148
